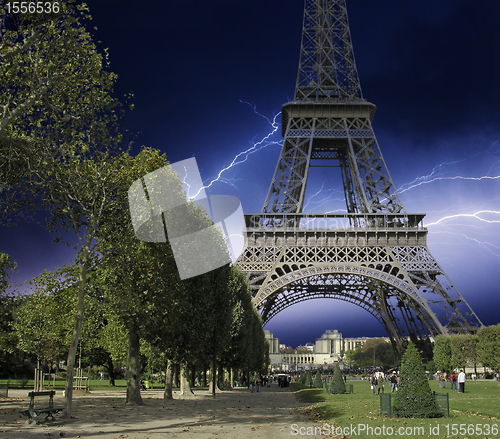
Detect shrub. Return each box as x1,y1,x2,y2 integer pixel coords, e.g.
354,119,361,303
330,363,346,394
392,342,440,418
313,371,323,388
304,370,313,387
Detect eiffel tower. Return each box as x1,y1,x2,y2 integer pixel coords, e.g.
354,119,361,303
236,0,483,356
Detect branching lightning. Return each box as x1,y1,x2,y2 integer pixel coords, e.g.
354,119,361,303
189,101,281,200
398,174,500,195
303,182,345,212
431,231,500,258
426,210,500,227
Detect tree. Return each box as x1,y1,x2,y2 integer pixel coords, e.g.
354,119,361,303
451,334,478,372
1,1,128,418
96,147,234,403
362,338,394,368
304,370,313,387
219,267,258,388
93,311,128,386
313,370,323,389
476,325,500,373
330,363,346,394
392,342,440,418
0,255,24,377
344,349,356,368
0,252,16,293
13,289,64,368
433,335,452,373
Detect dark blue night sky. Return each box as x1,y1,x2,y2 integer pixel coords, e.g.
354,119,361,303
2,0,499,348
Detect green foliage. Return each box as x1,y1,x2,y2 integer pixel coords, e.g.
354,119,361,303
425,360,437,375
223,266,267,374
433,335,452,373
313,371,323,388
330,363,346,394
0,2,125,226
362,339,394,368
304,370,313,387
13,289,64,364
393,342,440,418
434,333,481,373
0,254,20,370
476,325,500,372
0,253,16,294
344,349,356,368
451,334,477,371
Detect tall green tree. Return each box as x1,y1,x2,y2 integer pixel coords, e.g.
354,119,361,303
393,342,439,418
433,335,452,373
13,289,64,368
477,325,500,373
1,1,128,418
0,254,23,377
96,148,189,404
219,267,256,380
451,334,478,372
330,363,346,394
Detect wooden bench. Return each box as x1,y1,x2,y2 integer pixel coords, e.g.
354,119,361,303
17,390,62,424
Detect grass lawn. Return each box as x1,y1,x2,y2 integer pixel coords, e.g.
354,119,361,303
291,380,500,437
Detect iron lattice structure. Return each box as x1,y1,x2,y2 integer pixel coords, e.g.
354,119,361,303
237,0,483,355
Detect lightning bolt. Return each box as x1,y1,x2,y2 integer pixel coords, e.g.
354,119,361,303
303,183,345,211
398,159,468,193
399,174,500,195
426,210,500,227
189,101,281,200
431,231,500,258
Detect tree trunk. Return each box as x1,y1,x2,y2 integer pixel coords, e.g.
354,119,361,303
63,251,88,418
208,360,216,394
125,326,143,405
230,368,235,389
173,364,179,388
164,359,173,400
217,363,224,390
179,363,194,396
107,356,115,387
190,364,196,388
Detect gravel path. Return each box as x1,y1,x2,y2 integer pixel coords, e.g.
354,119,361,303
0,385,319,438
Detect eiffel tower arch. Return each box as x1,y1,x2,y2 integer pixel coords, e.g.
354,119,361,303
236,0,483,356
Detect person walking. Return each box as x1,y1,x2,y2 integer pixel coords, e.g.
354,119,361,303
256,376,262,393
370,375,377,395
390,372,398,392
458,370,466,393
449,371,457,391
439,373,445,389
377,373,384,394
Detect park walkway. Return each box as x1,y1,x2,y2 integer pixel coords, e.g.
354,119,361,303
0,384,320,438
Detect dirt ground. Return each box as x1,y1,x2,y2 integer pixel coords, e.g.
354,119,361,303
0,384,319,438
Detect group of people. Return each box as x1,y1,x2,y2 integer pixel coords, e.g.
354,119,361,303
370,372,399,394
438,370,467,392
250,375,273,393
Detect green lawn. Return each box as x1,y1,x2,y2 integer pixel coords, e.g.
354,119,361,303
291,380,500,438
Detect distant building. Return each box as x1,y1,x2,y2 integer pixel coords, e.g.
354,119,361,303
264,329,389,371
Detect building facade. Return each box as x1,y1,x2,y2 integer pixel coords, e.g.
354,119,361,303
265,329,388,370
